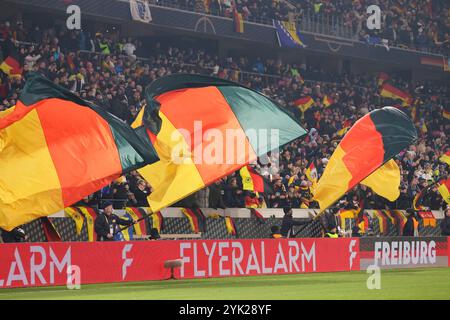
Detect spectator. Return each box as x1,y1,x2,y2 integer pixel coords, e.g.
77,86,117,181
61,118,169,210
441,205,450,236
208,180,226,209
94,201,134,241
280,207,312,238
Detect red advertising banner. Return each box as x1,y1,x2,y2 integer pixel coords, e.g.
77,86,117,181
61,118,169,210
0,238,360,288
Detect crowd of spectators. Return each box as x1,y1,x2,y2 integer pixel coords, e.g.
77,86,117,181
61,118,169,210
154,0,450,54
0,17,448,212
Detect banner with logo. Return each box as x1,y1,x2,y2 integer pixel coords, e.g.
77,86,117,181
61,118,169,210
359,237,448,270
0,238,359,288
130,0,152,23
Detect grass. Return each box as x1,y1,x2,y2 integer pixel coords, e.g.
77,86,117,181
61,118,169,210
0,267,449,300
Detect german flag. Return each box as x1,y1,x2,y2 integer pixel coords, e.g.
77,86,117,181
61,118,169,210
181,208,200,233
377,72,389,86
383,210,396,226
420,56,445,68
337,126,350,137
119,212,135,241
440,150,450,165
77,207,98,242
0,56,22,78
313,107,417,212
64,207,85,235
322,95,335,108
41,217,62,242
225,216,237,235
305,161,318,183
239,165,271,193
132,74,306,214
125,207,147,236
250,208,266,223
0,39,23,78
413,191,426,211
393,210,407,234
233,9,244,33
443,109,450,120
437,179,450,204
374,210,388,235
380,83,412,106
293,96,314,113
152,211,164,233
0,72,159,231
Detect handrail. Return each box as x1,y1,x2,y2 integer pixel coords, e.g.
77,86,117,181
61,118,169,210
117,0,449,56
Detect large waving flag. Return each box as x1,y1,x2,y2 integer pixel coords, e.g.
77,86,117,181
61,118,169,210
0,72,159,231
313,107,417,212
274,20,306,48
133,74,306,213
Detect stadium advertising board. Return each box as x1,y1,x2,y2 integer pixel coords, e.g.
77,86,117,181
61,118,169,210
0,238,359,288
359,237,449,270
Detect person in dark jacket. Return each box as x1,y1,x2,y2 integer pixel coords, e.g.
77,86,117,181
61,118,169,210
130,179,150,207
208,180,226,209
94,201,134,241
403,208,420,236
1,226,27,243
280,207,313,238
224,178,244,208
441,205,450,236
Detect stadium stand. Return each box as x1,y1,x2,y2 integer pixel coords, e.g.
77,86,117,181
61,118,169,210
150,0,450,54
0,0,448,242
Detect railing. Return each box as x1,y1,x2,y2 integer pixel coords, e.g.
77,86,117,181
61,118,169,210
126,0,448,56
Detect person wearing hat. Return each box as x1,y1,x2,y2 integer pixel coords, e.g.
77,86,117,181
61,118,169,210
280,207,313,238
440,205,450,236
94,201,134,241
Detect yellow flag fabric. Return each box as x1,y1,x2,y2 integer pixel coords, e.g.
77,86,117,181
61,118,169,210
361,159,400,201
125,207,142,236
64,207,84,235
440,151,450,165
438,180,450,204
77,207,95,242
313,146,353,211
240,166,254,190
133,111,205,213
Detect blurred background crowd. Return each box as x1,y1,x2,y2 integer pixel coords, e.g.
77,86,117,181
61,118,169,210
0,13,448,212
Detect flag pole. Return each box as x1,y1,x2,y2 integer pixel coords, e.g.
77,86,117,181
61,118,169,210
114,211,154,235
